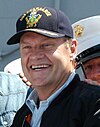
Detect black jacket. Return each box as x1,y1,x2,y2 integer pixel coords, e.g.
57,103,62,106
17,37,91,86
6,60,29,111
11,75,100,127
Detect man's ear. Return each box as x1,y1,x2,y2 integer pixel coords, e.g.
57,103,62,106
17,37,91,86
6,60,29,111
69,39,78,60
72,39,78,46
71,39,78,53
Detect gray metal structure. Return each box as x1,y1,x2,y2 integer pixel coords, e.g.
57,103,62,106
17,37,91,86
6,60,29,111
0,0,100,70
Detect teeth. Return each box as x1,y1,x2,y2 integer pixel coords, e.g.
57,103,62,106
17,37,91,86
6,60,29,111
31,65,49,70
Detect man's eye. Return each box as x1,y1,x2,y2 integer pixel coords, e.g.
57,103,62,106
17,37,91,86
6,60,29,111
85,65,92,71
23,46,31,49
41,43,53,48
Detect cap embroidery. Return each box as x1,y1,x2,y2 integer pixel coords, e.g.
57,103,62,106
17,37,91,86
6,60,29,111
25,11,42,28
74,25,84,37
20,7,52,28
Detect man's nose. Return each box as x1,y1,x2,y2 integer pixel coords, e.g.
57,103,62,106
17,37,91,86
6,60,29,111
30,49,45,60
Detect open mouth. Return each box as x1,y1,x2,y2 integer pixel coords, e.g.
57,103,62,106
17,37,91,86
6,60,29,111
30,64,50,70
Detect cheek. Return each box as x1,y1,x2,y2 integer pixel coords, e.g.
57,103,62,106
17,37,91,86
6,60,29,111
53,47,67,59
53,50,70,69
55,50,70,64
20,49,29,66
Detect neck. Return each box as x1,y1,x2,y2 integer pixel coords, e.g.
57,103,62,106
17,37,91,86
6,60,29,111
35,72,72,101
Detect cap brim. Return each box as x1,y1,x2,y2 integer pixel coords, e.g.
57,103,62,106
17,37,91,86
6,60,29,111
81,52,100,63
7,28,65,45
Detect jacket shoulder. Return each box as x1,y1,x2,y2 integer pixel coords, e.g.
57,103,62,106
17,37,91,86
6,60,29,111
11,103,31,127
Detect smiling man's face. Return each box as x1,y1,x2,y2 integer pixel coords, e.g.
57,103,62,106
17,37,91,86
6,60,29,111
20,32,76,92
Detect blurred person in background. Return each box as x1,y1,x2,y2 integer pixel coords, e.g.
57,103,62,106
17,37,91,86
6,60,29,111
0,59,29,127
72,16,100,85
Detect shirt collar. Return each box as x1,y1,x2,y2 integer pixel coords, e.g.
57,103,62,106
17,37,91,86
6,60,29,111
26,70,76,111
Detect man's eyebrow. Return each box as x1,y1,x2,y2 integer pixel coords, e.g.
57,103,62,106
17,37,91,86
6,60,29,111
20,40,31,44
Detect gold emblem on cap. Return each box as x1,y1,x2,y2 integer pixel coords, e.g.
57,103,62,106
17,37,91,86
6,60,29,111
25,11,42,28
20,7,52,28
74,25,84,37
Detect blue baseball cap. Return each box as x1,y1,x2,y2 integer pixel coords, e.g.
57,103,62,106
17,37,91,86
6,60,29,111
7,6,73,45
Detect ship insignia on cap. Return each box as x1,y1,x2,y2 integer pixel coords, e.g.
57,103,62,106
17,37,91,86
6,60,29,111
25,11,42,28
74,25,84,37
20,7,52,28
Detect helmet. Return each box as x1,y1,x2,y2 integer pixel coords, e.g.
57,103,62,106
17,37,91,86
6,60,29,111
72,15,100,63
4,58,23,74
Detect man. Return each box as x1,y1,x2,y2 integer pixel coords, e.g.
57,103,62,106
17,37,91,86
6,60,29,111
0,59,29,127
7,6,100,127
0,72,29,127
72,16,100,85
